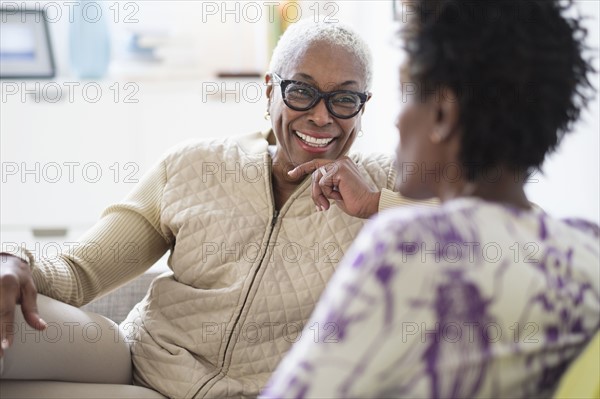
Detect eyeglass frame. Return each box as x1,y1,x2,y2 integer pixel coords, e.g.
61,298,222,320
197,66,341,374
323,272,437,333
269,72,371,119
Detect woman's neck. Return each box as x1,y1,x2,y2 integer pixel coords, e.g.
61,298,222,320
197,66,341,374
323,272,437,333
438,167,531,209
270,152,305,211
272,173,302,210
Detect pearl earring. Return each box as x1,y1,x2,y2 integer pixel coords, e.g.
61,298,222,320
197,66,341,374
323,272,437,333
432,129,444,143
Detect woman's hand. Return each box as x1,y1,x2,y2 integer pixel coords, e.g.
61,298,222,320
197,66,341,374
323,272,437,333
288,157,381,219
0,253,46,357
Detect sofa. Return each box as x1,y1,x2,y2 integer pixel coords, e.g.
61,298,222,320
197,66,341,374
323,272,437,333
0,266,169,399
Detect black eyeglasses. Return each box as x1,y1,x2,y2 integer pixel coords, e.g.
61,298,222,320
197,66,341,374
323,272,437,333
271,73,370,119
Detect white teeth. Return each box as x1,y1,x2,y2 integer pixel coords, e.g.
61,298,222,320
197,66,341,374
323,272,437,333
295,131,334,147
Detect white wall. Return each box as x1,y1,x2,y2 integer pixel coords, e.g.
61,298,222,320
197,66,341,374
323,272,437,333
3,0,598,224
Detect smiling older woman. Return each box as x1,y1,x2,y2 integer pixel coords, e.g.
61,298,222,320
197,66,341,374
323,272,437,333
262,1,599,398
0,19,435,399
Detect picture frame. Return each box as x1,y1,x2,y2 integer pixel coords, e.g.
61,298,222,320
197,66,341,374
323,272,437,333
393,0,415,22
0,8,56,79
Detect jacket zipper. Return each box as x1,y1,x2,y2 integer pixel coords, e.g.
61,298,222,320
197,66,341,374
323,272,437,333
218,208,279,368
196,154,305,396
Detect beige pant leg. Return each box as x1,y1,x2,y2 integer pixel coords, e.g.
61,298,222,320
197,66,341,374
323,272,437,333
0,294,132,384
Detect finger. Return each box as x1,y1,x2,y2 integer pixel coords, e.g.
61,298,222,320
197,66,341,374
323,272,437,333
0,306,16,357
312,169,330,210
288,159,335,179
20,281,46,332
1,307,15,357
318,166,343,202
0,278,19,354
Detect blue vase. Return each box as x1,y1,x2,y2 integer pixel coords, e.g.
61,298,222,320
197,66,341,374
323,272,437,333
69,1,111,78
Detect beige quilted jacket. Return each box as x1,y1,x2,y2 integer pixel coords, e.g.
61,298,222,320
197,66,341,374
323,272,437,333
29,131,431,398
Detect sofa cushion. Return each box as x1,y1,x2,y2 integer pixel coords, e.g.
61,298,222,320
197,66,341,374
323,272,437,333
82,265,169,324
0,381,166,398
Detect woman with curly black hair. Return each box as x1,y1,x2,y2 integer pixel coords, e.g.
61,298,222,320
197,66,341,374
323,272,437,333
262,1,599,397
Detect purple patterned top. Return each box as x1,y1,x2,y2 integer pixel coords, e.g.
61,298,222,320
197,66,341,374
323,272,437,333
261,198,600,398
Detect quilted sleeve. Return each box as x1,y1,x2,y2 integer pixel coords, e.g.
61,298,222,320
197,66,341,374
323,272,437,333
379,189,439,212
30,159,171,307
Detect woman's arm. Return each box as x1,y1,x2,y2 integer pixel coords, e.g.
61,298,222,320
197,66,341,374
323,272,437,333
4,159,171,308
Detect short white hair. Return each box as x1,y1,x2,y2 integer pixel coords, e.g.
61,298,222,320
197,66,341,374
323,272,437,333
268,18,373,90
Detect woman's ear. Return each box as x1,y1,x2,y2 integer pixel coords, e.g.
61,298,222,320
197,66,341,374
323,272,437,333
430,87,459,144
265,73,273,99
359,92,372,115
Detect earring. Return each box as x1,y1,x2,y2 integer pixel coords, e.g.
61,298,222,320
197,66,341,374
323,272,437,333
431,129,444,143
357,130,364,137
264,110,271,120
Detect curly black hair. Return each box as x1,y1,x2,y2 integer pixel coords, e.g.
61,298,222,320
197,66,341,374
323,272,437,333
400,0,596,180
